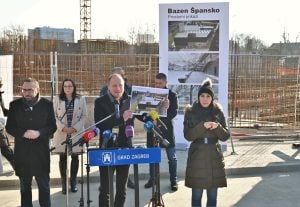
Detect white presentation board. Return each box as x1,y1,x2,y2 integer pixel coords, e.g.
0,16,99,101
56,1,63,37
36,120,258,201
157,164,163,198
159,2,229,149
0,55,13,110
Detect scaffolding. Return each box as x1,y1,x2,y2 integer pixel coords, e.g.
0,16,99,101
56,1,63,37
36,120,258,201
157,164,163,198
229,54,300,128
12,53,300,129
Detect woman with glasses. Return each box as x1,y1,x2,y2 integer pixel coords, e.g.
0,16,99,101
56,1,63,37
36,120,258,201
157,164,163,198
52,78,87,194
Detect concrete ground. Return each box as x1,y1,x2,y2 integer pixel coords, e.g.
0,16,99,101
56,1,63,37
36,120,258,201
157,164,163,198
1,171,300,207
2,129,300,207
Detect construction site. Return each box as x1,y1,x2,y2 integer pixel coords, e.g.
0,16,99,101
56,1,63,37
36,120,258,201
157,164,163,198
5,52,300,129
1,0,300,130
229,54,300,128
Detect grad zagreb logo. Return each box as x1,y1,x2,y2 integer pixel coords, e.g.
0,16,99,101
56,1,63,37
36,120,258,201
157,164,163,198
102,152,112,164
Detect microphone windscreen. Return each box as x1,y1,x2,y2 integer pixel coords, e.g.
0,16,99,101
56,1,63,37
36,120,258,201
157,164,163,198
142,112,152,122
149,110,159,120
102,129,112,139
148,110,168,130
72,127,99,147
125,125,134,138
143,121,154,132
83,129,96,141
93,127,100,135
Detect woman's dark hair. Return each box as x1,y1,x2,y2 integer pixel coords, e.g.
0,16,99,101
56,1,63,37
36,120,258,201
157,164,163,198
59,78,78,100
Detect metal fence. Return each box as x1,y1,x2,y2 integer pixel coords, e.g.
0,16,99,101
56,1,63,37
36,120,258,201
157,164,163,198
13,53,159,96
12,53,300,128
229,54,300,128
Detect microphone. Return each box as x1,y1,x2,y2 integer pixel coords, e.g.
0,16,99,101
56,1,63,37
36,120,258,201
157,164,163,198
141,112,163,134
144,121,170,147
72,127,100,147
141,112,152,122
148,110,168,130
114,100,120,119
125,124,134,148
101,129,112,148
111,127,119,146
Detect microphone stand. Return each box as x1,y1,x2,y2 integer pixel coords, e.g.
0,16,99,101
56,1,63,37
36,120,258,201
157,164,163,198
68,113,115,144
148,134,165,207
78,146,84,207
108,133,117,207
85,142,92,207
108,165,114,207
133,162,139,207
60,136,72,207
60,112,115,207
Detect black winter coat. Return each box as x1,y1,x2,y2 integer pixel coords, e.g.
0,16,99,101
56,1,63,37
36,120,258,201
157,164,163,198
94,92,134,148
183,101,230,189
5,97,57,177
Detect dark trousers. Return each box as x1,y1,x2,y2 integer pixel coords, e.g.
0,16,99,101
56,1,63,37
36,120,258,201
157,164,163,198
146,134,177,184
98,165,130,207
19,174,51,207
192,188,218,207
59,154,79,187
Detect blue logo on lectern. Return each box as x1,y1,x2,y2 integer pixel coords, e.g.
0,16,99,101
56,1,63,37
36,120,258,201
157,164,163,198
102,152,112,164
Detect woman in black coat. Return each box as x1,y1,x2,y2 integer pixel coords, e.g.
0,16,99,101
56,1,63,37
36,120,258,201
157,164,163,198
183,78,230,207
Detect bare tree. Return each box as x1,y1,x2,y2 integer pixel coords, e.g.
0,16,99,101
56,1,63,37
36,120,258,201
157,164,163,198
231,33,267,54
0,24,26,54
128,26,136,45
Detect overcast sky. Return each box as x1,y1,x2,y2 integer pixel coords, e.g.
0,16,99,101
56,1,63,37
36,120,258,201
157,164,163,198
1,0,299,46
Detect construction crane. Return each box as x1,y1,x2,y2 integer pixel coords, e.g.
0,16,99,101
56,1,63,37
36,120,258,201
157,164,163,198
80,0,91,53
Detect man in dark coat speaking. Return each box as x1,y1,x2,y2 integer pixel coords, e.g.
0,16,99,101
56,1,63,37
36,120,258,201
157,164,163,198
6,78,57,207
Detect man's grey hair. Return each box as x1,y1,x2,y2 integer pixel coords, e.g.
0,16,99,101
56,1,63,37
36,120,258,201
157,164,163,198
23,77,40,88
112,67,124,74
